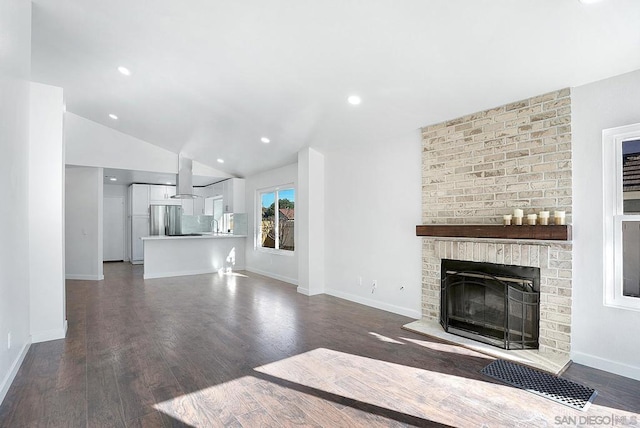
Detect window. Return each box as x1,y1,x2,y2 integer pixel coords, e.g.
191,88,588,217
258,187,295,252
603,123,640,310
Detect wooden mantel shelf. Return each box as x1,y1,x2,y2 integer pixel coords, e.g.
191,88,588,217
415,224,572,241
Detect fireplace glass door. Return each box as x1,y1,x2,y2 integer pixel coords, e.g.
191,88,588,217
440,259,540,350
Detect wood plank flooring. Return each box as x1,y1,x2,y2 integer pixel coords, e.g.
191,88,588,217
0,262,638,427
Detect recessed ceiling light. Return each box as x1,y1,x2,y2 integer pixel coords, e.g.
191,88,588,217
261,137,270,144
217,159,224,163
347,95,361,105
109,177,117,181
109,113,118,120
117,66,131,76
165,181,172,185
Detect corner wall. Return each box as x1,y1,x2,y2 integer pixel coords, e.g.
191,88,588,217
322,128,423,319
29,82,66,343
0,0,32,404
297,148,325,296
65,167,104,280
572,68,640,380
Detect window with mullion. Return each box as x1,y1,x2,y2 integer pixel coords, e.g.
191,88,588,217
603,124,640,310
259,187,295,252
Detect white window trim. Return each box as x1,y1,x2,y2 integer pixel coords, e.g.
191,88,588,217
256,184,295,255
603,123,640,311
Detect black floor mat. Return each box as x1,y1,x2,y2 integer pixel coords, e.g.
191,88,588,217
481,359,597,411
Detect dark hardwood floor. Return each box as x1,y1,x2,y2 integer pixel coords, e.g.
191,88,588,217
1,262,638,427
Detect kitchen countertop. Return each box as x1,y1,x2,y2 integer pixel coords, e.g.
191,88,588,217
141,234,247,241
142,233,246,279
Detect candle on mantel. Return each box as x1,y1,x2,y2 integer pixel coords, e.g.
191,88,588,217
554,210,566,225
513,209,523,225
539,211,550,226
503,214,512,226
527,213,537,226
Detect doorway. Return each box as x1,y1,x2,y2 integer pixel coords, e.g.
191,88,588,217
103,196,125,261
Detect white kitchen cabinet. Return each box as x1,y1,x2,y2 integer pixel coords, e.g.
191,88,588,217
191,188,206,216
149,185,181,205
223,180,232,212
131,184,150,216
222,178,246,213
148,185,165,201
204,197,214,215
131,216,149,264
231,178,245,213
201,183,222,216
193,197,204,215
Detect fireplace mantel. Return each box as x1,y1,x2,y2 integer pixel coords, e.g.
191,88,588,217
416,224,572,241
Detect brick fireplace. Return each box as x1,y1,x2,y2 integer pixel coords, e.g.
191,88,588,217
419,88,572,358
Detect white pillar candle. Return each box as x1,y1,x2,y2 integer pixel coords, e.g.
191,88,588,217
554,210,566,225
527,214,537,226
503,214,512,225
513,209,523,217
539,211,549,225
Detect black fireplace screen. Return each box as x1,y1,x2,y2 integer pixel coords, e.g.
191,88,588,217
440,259,540,350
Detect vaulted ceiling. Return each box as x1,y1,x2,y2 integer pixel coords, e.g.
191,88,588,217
31,0,640,177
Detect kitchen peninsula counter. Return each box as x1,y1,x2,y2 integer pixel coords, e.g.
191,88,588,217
141,234,246,279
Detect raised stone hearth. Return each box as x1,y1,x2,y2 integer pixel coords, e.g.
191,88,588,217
403,319,570,375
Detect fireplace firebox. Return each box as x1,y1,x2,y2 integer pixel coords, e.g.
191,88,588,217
440,259,540,350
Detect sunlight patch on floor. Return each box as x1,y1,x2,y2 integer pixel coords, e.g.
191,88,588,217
400,336,494,358
368,331,405,344
220,272,248,278
153,348,639,427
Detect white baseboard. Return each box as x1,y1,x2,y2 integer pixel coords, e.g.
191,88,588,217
0,340,31,406
31,320,67,343
297,286,310,295
65,274,103,280
143,266,246,280
324,288,421,319
244,266,298,286
130,260,143,265
571,350,640,381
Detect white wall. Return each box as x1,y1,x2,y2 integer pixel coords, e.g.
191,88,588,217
104,183,127,198
244,163,298,284
322,128,423,319
0,0,32,404
29,82,66,343
65,112,231,178
572,68,640,380
65,167,104,280
297,148,325,296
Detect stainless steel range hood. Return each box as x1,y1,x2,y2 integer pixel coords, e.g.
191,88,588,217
172,155,197,199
